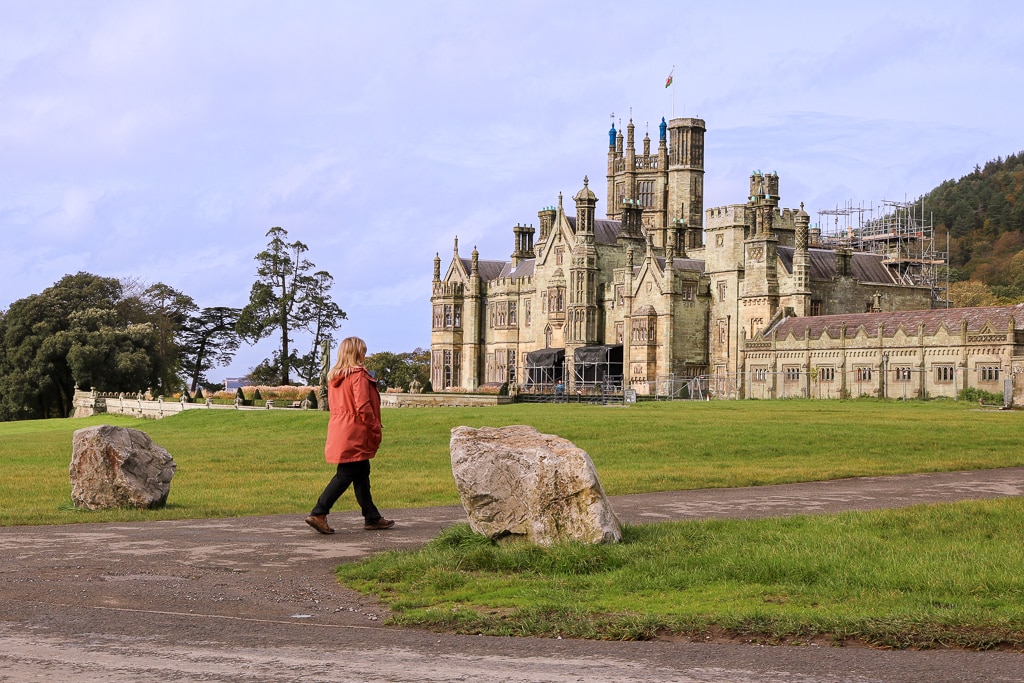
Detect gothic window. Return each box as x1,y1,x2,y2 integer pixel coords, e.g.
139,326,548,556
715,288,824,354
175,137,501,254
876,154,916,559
717,319,727,344
637,180,655,208
525,299,531,326
443,304,452,327
894,366,912,381
784,366,800,382
615,321,624,344
508,302,517,326
750,317,764,332
752,367,767,382
495,302,507,327
935,365,954,382
432,305,442,329
574,273,585,301
453,304,462,328
681,284,695,301
507,350,517,384
541,292,548,313
631,318,644,343
615,285,624,307
556,247,564,265
544,325,552,348
818,366,835,382
810,300,822,316
855,367,873,382
443,350,452,388
631,317,655,343
452,351,461,386
717,282,727,301
979,365,1000,382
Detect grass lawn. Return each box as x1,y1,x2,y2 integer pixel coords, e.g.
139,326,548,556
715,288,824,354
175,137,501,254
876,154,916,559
337,500,1024,650
1,399,1021,648
0,399,1020,526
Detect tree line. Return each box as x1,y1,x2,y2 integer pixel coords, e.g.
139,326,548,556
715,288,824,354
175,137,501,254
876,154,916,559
924,150,1024,305
0,227,425,421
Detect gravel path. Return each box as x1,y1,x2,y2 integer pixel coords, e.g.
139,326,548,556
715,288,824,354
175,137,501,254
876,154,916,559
2,467,1023,682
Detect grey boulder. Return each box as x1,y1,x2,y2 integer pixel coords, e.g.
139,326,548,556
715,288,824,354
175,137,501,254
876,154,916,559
450,424,622,545
70,425,176,510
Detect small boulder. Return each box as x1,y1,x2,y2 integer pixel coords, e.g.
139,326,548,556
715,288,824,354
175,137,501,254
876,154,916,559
70,425,176,510
450,425,622,545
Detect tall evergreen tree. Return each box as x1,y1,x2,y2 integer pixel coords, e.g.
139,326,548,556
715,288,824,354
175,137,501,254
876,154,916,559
237,227,345,385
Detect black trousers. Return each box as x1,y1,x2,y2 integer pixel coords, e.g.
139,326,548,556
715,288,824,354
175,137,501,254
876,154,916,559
310,459,381,522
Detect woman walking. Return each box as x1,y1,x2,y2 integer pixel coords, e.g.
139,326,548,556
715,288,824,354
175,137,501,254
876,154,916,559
306,336,395,534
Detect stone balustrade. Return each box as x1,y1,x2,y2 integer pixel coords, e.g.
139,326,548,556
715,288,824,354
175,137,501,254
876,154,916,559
73,389,510,419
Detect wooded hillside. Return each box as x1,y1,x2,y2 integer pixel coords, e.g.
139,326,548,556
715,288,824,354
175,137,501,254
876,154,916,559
923,151,1024,304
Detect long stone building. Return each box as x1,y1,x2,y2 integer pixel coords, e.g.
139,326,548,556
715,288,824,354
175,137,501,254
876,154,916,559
430,115,1023,402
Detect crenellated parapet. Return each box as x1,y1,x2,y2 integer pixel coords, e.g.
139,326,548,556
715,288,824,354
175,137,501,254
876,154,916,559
705,204,747,229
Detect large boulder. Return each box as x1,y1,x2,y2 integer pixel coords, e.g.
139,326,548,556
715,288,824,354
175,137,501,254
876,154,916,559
70,425,176,510
450,425,622,545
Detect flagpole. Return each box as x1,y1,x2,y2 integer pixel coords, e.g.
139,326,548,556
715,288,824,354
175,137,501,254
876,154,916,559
667,65,675,118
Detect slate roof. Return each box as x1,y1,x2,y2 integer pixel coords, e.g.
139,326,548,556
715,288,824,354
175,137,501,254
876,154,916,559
566,216,624,245
765,304,1024,341
655,256,706,273
777,246,898,284
459,258,508,282
497,259,536,279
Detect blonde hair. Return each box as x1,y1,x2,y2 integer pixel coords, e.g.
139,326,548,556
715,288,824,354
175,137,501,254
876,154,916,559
326,337,367,384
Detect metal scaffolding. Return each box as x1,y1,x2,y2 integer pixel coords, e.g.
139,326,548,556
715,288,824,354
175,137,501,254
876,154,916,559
816,198,949,304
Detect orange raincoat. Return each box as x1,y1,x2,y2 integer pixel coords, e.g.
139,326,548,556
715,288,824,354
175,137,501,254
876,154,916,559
324,367,382,464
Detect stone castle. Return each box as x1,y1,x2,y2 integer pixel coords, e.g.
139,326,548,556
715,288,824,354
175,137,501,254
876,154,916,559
431,116,1023,401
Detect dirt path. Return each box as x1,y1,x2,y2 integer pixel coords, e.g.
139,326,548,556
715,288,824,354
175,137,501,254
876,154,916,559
2,468,1023,682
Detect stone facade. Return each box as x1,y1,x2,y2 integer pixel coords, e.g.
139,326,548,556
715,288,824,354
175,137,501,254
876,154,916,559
430,114,986,399
744,305,1024,403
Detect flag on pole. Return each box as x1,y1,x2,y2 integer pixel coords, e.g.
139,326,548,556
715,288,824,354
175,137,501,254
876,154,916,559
665,68,674,88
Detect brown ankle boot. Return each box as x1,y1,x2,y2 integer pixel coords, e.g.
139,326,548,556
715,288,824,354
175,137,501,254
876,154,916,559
305,514,335,534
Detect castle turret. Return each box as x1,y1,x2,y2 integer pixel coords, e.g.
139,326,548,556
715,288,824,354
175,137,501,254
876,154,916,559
792,202,811,315
567,177,600,352
573,176,597,237
538,205,556,242
742,171,781,338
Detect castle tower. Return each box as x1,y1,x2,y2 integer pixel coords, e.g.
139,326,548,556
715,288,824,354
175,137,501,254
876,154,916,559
666,117,706,245
606,116,679,247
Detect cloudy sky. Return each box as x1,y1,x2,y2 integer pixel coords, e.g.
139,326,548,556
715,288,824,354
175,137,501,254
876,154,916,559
2,1,1022,382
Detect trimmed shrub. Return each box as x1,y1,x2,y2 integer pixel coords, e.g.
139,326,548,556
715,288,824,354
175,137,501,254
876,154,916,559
959,386,1004,404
